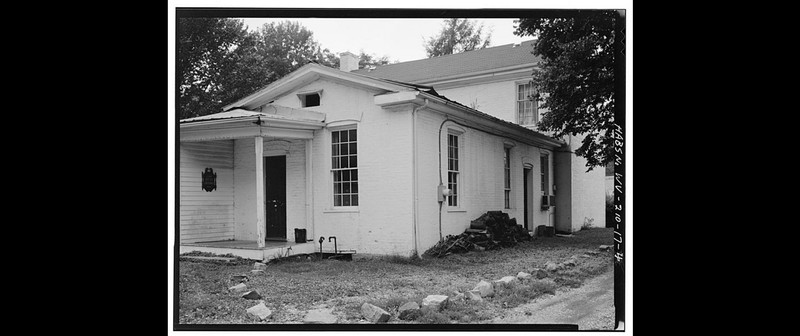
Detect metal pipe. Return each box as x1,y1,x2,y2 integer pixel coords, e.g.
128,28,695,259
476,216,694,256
318,236,325,260
328,236,338,254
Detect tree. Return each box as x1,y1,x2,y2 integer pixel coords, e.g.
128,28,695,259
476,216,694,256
514,11,618,170
177,18,250,119
357,50,392,70
424,18,492,58
177,20,329,119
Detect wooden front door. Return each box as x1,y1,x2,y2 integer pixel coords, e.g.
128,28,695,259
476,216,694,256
264,155,286,240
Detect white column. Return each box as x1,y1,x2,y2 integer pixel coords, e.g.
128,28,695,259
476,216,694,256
255,136,266,248
305,138,314,240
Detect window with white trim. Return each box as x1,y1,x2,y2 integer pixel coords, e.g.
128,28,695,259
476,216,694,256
332,129,358,206
447,133,459,207
517,82,538,125
540,154,550,196
504,147,511,209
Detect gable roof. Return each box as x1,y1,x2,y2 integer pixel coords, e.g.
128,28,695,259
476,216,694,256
351,39,540,83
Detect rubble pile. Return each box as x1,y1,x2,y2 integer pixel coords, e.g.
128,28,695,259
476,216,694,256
423,211,533,258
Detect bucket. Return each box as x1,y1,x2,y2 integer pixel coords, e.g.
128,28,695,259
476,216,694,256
294,228,307,243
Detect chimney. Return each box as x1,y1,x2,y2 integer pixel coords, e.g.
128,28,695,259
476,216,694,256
339,51,359,72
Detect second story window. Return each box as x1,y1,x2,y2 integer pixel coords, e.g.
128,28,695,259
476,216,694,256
517,83,538,125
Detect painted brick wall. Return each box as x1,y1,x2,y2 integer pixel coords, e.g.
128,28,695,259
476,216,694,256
272,79,414,256
414,109,555,254
179,140,235,243
233,138,307,241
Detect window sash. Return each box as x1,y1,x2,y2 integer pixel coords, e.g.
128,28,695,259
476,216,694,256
516,83,538,125
332,129,358,206
504,147,511,208
540,154,549,196
447,133,459,207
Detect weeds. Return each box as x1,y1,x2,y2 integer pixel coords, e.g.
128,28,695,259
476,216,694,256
493,279,558,308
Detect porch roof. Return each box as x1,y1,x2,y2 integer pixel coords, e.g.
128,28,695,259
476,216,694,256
179,106,325,142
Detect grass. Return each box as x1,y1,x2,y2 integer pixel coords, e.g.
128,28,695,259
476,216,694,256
177,227,613,324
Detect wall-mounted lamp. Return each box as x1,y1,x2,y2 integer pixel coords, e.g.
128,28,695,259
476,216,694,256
201,168,217,192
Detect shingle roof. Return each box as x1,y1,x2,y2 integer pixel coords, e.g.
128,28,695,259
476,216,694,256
352,39,540,83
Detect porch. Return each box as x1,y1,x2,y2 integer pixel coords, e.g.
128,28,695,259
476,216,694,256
178,106,325,257
179,239,318,261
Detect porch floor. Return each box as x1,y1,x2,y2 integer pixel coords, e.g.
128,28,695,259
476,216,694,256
180,239,317,261
182,239,299,250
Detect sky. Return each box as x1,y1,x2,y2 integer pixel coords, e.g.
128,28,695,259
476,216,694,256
237,18,531,63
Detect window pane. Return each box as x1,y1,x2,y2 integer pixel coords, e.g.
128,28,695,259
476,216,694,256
352,182,358,193
453,159,458,171
351,195,358,206
453,147,458,158
343,182,350,193
343,195,351,206
334,195,342,206
341,156,349,168
351,170,358,181
340,143,348,155
332,157,339,169
349,129,357,141
332,144,339,156
334,171,341,182
340,130,348,142
342,170,350,182
349,143,357,154
334,182,341,194
350,155,357,168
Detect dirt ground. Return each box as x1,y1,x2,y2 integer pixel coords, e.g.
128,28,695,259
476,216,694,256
492,269,615,330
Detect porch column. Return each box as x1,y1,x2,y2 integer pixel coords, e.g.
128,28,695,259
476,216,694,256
305,138,314,239
255,136,266,248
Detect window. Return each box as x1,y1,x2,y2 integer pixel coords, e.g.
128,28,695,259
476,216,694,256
504,147,511,209
299,92,321,107
447,133,459,207
540,154,549,196
332,129,358,206
517,83,538,125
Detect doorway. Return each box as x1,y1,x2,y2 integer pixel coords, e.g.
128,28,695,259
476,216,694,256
523,167,533,231
264,155,286,240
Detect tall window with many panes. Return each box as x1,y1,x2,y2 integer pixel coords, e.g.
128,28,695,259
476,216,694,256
517,82,538,126
332,129,358,206
504,147,511,209
447,133,459,207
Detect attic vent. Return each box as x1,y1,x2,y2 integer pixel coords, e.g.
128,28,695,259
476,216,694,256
297,90,323,108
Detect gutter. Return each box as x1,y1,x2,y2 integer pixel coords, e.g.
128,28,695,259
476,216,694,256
411,98,429,257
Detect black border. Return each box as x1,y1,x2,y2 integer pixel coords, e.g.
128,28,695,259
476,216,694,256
173,7,627,332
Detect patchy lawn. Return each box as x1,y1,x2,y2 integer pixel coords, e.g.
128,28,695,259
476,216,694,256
177,227,613,324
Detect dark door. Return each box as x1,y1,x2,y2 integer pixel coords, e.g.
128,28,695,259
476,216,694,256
264,156,286,240
523,168,531,230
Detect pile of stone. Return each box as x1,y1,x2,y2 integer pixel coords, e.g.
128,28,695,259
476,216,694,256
423,211,533,258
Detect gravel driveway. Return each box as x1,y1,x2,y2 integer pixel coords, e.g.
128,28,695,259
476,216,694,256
493,270,615,330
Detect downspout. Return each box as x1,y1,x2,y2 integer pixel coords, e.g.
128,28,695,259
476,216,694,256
411,98,429,257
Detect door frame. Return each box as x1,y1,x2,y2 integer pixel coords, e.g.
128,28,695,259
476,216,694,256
264,154,287,241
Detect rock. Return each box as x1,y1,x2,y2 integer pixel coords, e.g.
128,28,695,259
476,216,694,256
472,280,494,298
422,295,450,311
466,290,483,301
246,301,272,320
398,302,420,312
517,271,532,280
361,303,391,323
599,245,612,251
561,258,577,268
493,276,517,289
253,262,267,271
241,290,262,300
303,308,338,324
453,292,465,301
250,269,265,275
531,268,548,279
228,283,247,292
545,262,559,272
586,250,601,256
398,302,420,320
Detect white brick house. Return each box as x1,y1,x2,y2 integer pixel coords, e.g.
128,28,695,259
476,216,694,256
178,41,605,259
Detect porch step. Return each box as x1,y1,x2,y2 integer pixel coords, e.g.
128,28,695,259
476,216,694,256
180,255,237,262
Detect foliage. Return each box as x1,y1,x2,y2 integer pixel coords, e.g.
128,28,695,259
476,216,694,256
424,18,492,58
514,11,619,170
